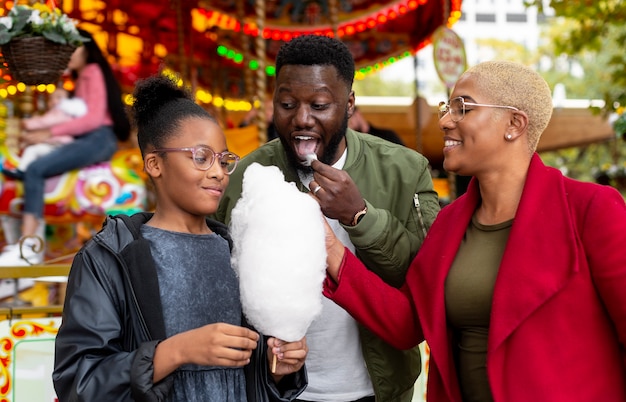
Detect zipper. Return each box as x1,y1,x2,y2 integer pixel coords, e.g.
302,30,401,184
414,193,428,238
93,236,152,341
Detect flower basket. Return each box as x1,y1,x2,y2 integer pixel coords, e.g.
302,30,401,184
1,36,75,85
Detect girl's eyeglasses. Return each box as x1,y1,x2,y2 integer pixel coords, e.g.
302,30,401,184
151,146,240,174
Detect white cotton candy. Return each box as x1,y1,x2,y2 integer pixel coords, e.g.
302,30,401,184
303,153,318,166
230,163,327,341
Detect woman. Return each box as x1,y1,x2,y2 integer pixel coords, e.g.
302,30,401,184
53,75,307,401
0,28,130,265
321,60,626,401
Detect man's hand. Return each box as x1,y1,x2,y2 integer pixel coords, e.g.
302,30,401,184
309,159,366,226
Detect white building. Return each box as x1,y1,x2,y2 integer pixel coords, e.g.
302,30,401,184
379,0,554,104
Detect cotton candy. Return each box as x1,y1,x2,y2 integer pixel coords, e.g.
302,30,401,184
230,162,326,341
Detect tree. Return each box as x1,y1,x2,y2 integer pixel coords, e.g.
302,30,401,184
525,0,626,115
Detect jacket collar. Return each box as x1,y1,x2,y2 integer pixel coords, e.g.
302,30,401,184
438,155,580,350
99,213,234,341
488,154,580,351
413,154,580,401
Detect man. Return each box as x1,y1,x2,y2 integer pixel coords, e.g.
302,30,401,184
348,106,405,146
215,35,440,402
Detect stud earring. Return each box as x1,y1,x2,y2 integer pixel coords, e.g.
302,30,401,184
506,134,513,140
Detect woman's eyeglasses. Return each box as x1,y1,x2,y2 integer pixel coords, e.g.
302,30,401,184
438,97,519,122
151,146,240,174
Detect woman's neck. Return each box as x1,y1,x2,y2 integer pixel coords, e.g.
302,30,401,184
475,167,528,225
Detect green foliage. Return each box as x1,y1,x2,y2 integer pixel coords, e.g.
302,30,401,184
525,0,626,115
541,139,626,196
353,72,416,97
614,113,626,138
0,4,89,47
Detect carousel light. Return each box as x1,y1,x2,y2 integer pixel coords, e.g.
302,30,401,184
203,0,462,84
0,89,7,98
36,84,47,92
7,86,17,95
63,81,74,92
16,82,26,92
234,53,244,63
155,44,168,58
213,96,224,107
46,84,56,93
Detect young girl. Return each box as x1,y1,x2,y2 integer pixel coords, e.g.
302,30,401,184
53,75,307,401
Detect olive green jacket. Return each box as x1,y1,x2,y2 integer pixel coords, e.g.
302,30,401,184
215,129,440,401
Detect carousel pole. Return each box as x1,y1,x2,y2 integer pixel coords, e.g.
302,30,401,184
237,0,255,124
254,0,267,143
439,0,460,201
174,0,189,83
327,0,339,38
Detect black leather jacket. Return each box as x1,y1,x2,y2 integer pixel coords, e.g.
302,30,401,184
53,212,305,401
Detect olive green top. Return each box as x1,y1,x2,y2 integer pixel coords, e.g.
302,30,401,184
444,214,513,402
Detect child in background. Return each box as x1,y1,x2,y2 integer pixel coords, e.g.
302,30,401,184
3,88,87,180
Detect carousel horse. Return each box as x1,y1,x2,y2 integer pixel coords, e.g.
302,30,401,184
0,144,148,264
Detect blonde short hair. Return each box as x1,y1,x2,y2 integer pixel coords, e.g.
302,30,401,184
461,60,553,153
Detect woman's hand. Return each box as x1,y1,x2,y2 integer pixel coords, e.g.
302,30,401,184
267,336,307,381
153,322,259,382
21,129,52,145
323,218,345,281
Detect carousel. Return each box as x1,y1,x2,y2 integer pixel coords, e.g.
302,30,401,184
0,1,461,400
0,0,462,260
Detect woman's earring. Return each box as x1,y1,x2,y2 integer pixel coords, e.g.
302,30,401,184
506,134,513,140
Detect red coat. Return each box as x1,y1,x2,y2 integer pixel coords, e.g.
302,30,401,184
325,155,626,402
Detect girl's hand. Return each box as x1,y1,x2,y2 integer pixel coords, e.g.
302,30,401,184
154,323,259,382
181,322,259,367
267,336,307,380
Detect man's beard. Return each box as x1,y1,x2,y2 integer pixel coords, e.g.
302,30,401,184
279,114,348,174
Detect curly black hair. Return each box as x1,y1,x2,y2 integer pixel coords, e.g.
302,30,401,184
132,75,216,156
275,35,355,88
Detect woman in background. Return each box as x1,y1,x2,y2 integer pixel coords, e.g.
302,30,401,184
0,28,130,265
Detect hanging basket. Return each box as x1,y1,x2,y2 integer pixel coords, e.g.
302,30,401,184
1,36,75,86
